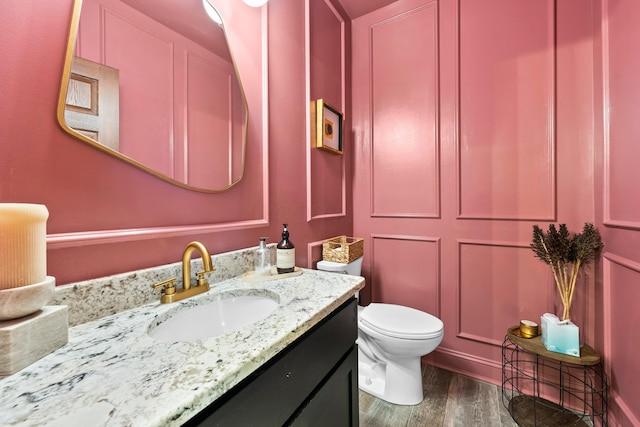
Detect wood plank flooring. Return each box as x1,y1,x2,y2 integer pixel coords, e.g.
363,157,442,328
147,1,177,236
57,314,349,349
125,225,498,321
359,363,518,427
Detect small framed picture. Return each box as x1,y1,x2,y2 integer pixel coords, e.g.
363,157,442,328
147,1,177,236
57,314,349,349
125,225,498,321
311,99,343,155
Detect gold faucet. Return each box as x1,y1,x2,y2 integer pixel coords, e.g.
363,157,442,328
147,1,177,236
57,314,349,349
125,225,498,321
152,241,215,304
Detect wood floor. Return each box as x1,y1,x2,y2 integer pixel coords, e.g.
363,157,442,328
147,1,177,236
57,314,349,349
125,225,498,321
359,363,518,427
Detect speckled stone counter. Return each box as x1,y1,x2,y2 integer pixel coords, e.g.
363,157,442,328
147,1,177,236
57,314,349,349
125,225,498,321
49,246,263,327
0,264,364,426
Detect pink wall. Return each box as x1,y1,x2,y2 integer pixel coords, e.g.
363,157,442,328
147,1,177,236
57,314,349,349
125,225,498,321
594,1,640,424
352,0,638,424
308,0,350,222
0,0,352,286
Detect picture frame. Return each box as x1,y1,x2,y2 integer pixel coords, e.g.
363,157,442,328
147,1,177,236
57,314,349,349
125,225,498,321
311,99,343,155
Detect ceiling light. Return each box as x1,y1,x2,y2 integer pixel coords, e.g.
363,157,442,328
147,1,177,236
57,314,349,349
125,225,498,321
202,0,223,25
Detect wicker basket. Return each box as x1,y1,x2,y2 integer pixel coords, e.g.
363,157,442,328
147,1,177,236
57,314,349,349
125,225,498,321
322,236,364,264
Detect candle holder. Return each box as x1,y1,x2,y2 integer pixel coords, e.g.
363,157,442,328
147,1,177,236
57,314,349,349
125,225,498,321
0,276,55,321
0,204,68,376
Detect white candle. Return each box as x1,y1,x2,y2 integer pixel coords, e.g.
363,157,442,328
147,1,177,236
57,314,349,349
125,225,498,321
0,204,49,289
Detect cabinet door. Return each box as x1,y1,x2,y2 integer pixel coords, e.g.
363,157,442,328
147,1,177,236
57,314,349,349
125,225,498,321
185,298,357,427
289,347,359,427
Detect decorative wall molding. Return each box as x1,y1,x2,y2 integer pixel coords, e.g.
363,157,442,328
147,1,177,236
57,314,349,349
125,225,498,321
601,0,640,231
183,49,238,187
306,239,325,270
456,0,556,221
47,219,269,249
456,239,550,346
602,252,640,426
371,233,441,317
369,2,440,219
306,0,347,221
428,346,503,386
260,5,270,226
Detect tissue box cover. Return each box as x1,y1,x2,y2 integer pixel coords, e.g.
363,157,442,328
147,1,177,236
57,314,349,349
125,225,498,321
541,313,579,357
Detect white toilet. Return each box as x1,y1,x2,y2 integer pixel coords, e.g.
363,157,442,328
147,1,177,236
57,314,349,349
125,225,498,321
317,257,444,406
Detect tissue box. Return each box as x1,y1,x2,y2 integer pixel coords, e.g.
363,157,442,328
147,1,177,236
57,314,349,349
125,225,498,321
541,313,580,357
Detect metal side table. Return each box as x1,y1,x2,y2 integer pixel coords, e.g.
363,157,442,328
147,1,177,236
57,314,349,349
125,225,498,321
502,326,608,427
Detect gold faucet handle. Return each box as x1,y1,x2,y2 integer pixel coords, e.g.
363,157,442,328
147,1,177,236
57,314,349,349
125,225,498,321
152,278,176,295
195,271,210,287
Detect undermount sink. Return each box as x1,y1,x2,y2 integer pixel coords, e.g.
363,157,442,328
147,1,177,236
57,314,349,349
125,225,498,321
148,294,279,342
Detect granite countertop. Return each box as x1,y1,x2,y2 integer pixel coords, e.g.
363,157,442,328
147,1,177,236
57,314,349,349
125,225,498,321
0,269,364,427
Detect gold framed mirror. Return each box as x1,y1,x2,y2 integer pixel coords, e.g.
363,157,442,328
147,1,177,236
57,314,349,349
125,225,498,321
57,0,248,193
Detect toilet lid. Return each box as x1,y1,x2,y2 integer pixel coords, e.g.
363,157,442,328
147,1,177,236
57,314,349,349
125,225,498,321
360,303,444,339
316,260,348,273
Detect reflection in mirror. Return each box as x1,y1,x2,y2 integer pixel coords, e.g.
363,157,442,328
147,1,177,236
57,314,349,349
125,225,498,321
58,0,248,192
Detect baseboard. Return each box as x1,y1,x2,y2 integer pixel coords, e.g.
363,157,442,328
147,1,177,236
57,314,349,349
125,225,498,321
422,347,503,387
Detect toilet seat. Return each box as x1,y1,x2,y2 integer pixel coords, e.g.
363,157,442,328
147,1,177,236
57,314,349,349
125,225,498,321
360,303,443,340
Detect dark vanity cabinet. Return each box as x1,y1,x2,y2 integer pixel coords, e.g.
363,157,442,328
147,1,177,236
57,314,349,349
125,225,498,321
185,298,359,427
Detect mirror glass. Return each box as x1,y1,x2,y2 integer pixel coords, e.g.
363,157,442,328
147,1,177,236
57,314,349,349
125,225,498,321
58,0,248,192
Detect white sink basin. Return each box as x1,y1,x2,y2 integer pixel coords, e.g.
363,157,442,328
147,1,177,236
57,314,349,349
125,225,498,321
148,294,279,342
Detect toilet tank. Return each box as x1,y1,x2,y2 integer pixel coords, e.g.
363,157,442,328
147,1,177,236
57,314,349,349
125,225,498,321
317,257,363,276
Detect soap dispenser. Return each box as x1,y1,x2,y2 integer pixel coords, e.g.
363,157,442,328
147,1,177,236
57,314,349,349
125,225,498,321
276,224,295,274
255,237,271,276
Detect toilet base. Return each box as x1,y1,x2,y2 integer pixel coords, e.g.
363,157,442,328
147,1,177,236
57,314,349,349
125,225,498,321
357,347,424,406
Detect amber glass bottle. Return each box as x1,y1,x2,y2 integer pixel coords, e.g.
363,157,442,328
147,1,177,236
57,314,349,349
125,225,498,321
276,223,295,274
